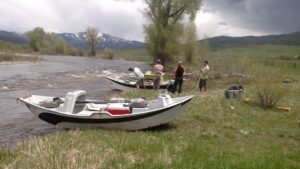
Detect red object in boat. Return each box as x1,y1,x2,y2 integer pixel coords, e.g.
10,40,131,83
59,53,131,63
107,108,131,115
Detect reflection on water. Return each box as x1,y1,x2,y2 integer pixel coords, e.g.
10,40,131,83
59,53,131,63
0,55,147,148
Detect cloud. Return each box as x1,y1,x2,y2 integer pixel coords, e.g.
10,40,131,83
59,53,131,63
203,0,300,34
0,0,146,41
0,0,299,41
218,22,228,26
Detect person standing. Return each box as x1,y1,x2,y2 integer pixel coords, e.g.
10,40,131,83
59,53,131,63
171,61,184,94
153,59,163,90
128,67,145,89
199,61,209,92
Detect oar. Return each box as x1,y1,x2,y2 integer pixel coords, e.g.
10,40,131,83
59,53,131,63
74,100,131,104
52,97,131,104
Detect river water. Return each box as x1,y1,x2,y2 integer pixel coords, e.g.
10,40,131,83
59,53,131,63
0,55,147,148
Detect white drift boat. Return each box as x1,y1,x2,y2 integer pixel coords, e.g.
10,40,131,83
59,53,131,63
18,90,193,130
103,76,174,91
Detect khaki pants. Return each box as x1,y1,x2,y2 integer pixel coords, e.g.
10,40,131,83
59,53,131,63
136,78,145,88
153,76,161,89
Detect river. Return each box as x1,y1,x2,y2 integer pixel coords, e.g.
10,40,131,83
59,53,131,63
0,55,147,148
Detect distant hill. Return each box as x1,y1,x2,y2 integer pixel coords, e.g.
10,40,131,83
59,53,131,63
0,30,27,44
0,30,144,49
203,31,300,49
2,29,300,50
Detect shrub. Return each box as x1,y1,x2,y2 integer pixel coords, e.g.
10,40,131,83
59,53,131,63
104,49,115,59
253,66,289,108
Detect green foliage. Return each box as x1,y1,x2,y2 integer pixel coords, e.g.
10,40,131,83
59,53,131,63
54,36,68,54
27,27,50,52
182,22,198,64
144,0,202,65
26,27,84,56
0,41,31,53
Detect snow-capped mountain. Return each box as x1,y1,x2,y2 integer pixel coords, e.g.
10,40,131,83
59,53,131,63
58,32,144,49
0,30,144,49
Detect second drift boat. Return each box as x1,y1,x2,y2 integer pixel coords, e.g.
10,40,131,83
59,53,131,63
103,75,174,91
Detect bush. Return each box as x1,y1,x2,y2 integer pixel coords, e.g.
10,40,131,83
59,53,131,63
254,67,289,108
103,49,114,59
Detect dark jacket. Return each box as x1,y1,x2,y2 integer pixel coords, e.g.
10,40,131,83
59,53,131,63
175,66,184,79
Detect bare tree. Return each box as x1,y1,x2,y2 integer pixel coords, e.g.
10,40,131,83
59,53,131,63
85,27,100,56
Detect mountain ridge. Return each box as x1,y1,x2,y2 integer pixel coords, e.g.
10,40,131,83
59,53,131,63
203,31,300,49
0,30,144,49
1,29,300,50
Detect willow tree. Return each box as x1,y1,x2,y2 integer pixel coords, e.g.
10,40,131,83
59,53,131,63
144,0,202,65
27,27,50,52
85,27,100,56
183,22,198,64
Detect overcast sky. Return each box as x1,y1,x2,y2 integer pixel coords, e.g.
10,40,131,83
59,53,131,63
0,0,299,41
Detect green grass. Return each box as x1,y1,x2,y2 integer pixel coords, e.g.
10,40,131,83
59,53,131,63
1,81,299,168
1,44,300,168
210,44,300,59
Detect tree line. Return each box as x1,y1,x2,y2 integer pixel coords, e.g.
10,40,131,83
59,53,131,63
27,27,84,56
26,27,101,57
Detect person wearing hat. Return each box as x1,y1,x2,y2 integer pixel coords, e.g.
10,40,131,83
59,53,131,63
199,61,209,92
171,61,185,94
153,59,164,90
128,67,145,89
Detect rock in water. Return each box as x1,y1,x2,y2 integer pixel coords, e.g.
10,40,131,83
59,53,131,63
1,86,9,90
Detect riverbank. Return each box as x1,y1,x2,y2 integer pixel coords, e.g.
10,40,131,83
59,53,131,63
0,79,299,168
0,53,40,64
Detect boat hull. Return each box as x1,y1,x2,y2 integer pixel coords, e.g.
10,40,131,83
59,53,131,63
104,76,173,91
23,96,192,130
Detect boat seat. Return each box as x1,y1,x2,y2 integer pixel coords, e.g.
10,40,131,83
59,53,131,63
86,103,107,111
38,97,63,108
130,99,148,108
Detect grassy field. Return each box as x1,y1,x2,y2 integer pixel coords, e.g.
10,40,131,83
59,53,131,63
0,44,299,168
